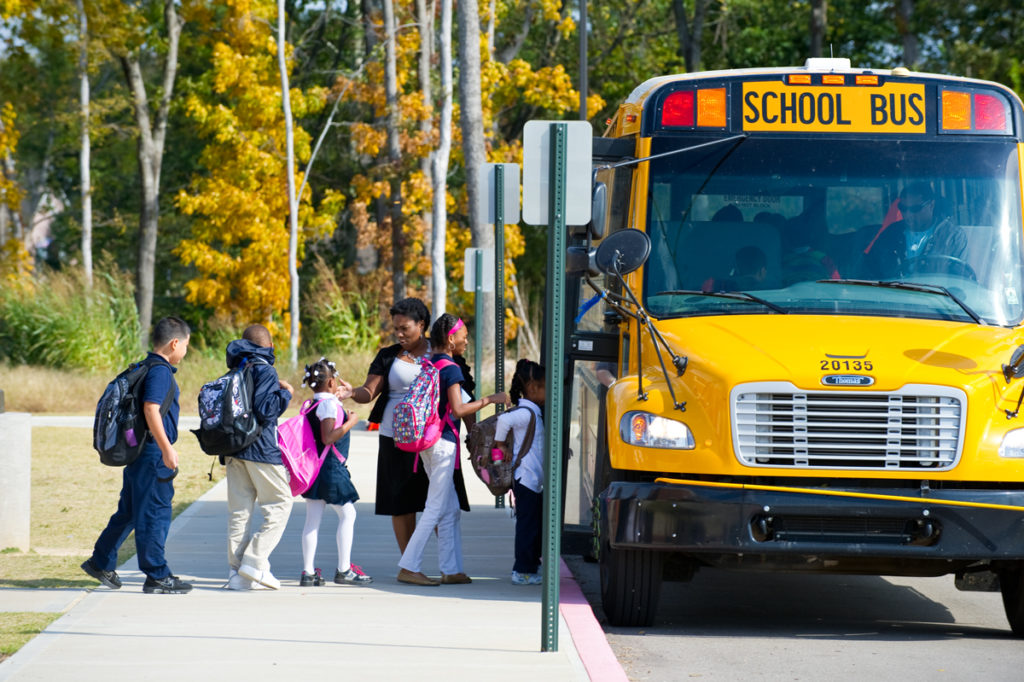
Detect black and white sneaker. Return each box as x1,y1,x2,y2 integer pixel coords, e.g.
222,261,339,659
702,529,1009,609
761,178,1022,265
335,565,373,585
143,575,192,594
81,559,121,590
300,568,323,586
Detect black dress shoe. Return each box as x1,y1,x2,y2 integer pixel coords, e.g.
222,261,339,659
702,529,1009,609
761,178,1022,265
143,575,193,594
81,559,121,589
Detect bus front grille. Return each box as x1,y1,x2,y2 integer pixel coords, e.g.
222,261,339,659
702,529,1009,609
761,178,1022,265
731,383,965,470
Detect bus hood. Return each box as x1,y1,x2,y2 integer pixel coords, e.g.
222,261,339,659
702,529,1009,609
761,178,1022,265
656,314,1019,393
606,314,1024,478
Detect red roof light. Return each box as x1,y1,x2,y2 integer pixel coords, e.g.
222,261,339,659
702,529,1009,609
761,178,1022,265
662,90,695,127
974,93,1008,132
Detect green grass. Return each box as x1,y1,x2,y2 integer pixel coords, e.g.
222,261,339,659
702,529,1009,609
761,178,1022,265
0,425,224,658
0,612,61,659
0,427,221,588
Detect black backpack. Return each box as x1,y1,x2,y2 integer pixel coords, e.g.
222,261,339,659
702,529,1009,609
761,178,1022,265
191,358,265,457
93,357,174,467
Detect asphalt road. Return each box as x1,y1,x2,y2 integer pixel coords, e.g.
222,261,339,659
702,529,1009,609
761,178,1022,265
564,555,1024,681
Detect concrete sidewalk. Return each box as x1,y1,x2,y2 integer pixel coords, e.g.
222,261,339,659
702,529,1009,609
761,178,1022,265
1,431,623,681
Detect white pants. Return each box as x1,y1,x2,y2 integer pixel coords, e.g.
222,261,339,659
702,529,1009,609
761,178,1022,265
301,499,356,574
398,438,463,575
226,457,294,572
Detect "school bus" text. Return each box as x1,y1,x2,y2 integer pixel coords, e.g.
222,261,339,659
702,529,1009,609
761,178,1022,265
741,82,927,134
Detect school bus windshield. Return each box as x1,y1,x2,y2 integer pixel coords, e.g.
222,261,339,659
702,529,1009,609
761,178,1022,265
644,136,1024,326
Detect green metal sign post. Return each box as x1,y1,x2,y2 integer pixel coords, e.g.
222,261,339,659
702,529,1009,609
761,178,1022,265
494,164,507,509
522,118,591,654
474,247,483,387
540,122,568,652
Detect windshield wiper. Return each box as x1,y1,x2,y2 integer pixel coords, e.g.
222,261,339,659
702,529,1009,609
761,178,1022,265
817,279,983,324
654,290,788,314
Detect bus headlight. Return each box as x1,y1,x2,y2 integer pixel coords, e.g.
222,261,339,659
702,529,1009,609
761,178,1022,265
999,429,1024,458
620,411,695,449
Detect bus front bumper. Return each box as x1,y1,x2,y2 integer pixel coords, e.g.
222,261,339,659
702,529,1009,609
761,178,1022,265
599,478,1024,569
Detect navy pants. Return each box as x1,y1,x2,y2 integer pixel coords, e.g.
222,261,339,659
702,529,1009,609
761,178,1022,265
91,446,175,580
513,479,543,574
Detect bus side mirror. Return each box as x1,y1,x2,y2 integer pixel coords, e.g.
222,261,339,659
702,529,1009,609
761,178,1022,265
566,246,599,276
595,228,651,276
1003,345,1024,383
589,182,608,240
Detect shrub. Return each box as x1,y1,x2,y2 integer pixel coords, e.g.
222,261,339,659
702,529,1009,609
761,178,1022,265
0,263,140,373
302,258,381,356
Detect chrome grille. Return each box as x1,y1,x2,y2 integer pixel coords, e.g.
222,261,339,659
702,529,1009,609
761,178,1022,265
731,383,965,470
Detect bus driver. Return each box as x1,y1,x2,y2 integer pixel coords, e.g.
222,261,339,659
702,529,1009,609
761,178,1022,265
862,182,969,279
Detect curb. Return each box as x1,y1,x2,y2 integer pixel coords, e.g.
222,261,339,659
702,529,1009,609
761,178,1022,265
559,559,629,681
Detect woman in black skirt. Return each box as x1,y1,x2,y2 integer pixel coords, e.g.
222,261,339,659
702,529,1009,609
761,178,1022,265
339,297,431,554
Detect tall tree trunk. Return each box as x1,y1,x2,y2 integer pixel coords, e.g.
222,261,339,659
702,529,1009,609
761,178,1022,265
383,0,406,303
361,0,379,59
671,0,708,72
119,0,182,348
809,0,827,58
486,0,495,56
457,0,494,363
77,0,92,287
431,0,453,319
417,0,434,268
278,0,300,367
895,0,918,67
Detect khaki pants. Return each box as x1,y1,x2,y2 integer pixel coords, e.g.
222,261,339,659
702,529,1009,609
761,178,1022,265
226,457,294,572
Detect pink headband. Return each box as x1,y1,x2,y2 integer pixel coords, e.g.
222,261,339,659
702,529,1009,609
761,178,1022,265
448,318,464,336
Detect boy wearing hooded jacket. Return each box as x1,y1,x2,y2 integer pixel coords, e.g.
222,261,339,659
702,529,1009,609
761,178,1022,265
225,324,295,590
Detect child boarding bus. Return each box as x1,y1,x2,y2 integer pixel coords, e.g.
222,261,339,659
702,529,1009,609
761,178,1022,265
560,58,1024,631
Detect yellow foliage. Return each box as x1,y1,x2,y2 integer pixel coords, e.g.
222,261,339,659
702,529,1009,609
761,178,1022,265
0,102,22,212
351,122,386,158
0,0,26,20
0,239,34,284
175,0,336,339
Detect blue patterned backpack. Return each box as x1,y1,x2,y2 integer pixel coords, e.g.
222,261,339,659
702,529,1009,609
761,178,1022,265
392,356,455,452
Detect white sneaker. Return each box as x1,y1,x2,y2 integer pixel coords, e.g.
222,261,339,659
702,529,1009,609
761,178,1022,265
511,570,542,585
227,568,251,591
238,563,280,590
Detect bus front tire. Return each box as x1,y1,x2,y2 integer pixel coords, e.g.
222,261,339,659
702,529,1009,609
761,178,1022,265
600,540,663,627
999,566,1024,637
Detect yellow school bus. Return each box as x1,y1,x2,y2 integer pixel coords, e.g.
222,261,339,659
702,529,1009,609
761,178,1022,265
563,58,1024,631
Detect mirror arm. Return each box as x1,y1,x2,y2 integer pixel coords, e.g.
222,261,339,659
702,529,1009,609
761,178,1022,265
612,266,687,411
613,268,688,378
1006,386,1024,419
582,276,638,320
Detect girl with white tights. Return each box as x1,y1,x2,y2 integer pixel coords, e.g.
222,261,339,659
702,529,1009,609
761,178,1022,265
298,358,372,586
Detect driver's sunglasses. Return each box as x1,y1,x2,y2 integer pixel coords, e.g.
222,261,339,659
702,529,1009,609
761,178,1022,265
900,199,932,214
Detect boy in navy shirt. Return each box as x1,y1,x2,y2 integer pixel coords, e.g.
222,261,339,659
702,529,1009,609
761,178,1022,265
82,317,193,594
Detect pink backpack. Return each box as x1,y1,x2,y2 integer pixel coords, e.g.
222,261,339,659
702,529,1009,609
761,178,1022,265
277,399,345,496
392,356,456,453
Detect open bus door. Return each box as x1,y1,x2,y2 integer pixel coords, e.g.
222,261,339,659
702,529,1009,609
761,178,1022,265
558,137,635,554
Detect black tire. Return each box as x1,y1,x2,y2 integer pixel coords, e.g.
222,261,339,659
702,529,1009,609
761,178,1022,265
600,539,664,627
1000,566,1024,637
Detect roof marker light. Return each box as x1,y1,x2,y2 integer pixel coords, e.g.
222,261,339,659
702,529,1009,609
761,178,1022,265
822,74,845,85
661,90,695,127
942,90,971,130
855,75,879,85
697,88,727,127
974,93,1009,132
788,74,812,85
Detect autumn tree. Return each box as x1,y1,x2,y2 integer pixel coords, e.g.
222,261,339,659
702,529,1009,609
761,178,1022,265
176,0,343,344
86,0,185,347
0,102,31,281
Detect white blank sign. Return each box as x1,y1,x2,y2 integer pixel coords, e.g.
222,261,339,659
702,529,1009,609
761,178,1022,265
522,120,593,226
